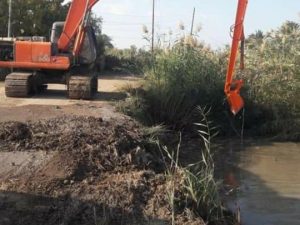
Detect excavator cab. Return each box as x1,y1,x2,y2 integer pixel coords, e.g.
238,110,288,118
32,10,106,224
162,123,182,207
50,21,97,65
50,22,65,45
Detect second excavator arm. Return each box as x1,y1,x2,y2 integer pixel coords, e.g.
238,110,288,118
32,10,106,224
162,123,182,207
225,0,248,115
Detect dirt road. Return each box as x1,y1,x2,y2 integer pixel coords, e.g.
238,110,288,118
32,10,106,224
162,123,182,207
0,73,140,122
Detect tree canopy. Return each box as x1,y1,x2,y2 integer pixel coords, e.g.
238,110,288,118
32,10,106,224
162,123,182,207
0,0,69,37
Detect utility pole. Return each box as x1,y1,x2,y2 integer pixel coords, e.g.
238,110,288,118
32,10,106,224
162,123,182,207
8,0,12,37
151,0,155,54
190,7,195,36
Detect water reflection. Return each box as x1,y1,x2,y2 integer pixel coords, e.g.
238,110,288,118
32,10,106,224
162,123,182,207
217,141,300,225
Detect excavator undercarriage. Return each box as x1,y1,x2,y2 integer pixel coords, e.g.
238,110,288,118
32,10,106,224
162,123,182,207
4,72,98,99
68,75,98,99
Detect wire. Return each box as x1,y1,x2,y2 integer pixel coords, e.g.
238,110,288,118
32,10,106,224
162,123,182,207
98,12,150,18
103,19,150,24
99,12,191,19
102,20,178,26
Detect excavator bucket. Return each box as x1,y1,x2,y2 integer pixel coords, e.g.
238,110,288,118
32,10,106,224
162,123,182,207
226,80,244,115
224,0,248,115
227,91,244,115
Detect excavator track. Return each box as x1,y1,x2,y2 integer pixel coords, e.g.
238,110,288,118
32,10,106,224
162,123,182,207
5,72,33,97
67,76,97,100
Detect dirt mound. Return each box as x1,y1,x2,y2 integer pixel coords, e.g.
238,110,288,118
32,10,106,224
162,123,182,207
0,116,157,172
0,116,203,225
0,122,31,141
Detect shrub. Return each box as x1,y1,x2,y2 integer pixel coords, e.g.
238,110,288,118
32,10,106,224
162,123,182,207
105,46,152,74
241,21,300,139
139,42,225,130
119,21,300,140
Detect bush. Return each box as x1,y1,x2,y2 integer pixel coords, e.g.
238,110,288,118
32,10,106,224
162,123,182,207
105,46,152,74
159,107,229,224
241,21,300,140
119,21,300,140
137,42,225,130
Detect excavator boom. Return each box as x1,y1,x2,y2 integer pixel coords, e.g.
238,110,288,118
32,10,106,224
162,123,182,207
225,0,248,115
58,0,99,52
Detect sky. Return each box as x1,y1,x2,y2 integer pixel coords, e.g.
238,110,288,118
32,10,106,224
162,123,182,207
91,0,299,49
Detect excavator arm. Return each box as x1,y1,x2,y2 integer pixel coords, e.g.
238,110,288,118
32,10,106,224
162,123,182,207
57,0,99,53
225,0,248,115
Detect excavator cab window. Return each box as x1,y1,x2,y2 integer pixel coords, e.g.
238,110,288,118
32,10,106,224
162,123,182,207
0,38,14,61
50,22,65,44
50,22,65,55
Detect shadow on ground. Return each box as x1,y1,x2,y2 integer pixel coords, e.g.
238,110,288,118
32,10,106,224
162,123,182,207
0,191,168,225
30,89,127,101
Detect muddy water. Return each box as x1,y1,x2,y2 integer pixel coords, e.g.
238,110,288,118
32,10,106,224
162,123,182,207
218,141,300,225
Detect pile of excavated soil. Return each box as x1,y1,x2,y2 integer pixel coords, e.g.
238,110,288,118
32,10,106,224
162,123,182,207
0,116,204,225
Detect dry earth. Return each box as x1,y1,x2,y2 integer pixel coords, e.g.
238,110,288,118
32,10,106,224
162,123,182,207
0,73,204,225
0,73,140,122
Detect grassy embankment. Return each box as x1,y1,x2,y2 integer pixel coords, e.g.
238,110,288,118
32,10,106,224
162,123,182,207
103,21,299,224
109,21,299,141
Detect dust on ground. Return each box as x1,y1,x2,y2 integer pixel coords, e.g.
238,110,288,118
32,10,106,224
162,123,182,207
0,73,140,123
0,73,204,225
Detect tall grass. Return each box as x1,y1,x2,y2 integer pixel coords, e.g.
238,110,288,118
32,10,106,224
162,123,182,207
241,21,300,140
119,39,226,130
160,107,227,224
183,107,223,223
118,20,299,140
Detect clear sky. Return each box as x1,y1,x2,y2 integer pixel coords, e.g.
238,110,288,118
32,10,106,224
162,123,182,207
92,0,299,49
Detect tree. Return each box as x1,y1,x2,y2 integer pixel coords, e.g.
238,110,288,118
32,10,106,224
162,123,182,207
246,30,264,49
97,34,113,51
0,1,10,36
0,1,105,43
0,0,69,37
90,13,102,36
279,21,300,35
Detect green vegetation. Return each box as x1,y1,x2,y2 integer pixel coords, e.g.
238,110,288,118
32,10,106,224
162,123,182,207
156,107,234,225
242,21,300,140
105,46,152,74
182,107,224,223
118,21,300,141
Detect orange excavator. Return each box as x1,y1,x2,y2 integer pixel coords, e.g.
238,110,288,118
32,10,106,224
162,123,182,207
0,0,248,113
0,0,100,99
225,0,248,115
